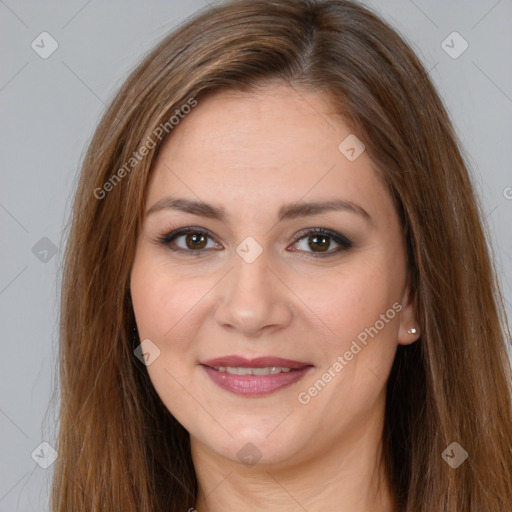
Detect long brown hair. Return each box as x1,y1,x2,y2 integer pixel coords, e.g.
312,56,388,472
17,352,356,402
51,0,512,510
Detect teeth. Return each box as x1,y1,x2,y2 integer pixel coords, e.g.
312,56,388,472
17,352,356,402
212,366,293,375
253,367,271,375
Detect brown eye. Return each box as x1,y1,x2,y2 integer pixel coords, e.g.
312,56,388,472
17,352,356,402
290,228,352,257
158,228,220,253
307,234,331,252
184,232,208,250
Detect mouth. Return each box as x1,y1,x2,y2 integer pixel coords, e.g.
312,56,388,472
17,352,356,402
200,356,313,397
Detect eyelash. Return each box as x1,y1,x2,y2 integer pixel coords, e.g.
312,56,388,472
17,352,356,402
154,226,352,258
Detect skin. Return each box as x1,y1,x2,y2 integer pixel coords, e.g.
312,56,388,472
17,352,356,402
130,83,420,512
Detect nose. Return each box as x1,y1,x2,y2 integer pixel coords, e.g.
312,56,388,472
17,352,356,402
213,248,294,337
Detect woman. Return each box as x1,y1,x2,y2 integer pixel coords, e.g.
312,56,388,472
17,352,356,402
51,0,512,510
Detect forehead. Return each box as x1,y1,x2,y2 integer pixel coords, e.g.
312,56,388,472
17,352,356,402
156,84,348,172
146,84,391,225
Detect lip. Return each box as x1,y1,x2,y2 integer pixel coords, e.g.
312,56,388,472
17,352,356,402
200,355,313,397
201,355,311,369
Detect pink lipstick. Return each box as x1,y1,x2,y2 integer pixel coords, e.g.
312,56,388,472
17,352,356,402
200,355,313,397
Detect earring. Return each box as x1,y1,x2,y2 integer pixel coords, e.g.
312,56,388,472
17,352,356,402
132,324,139,347
408,327,417,334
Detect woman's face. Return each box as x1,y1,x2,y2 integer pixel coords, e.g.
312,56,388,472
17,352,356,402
130,83,418,468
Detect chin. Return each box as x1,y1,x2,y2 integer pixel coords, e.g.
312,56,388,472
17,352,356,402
195,421,309,468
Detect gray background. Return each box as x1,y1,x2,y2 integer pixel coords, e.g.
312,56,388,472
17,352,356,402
1,0,511,510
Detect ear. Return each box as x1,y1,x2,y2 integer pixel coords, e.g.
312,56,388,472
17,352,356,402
397,281,421,345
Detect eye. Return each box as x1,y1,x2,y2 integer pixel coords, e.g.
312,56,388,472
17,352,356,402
289,228,352,257
155,226,352,257
156,227,221,254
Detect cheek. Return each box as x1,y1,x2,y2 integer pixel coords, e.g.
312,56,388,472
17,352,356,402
130,254,206,421
297,264,401,411
130,252,203,359
297,257,399,351
131,248,197,329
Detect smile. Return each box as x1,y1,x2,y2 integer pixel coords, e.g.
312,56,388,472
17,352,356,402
211,366,292,375
201,355,313,397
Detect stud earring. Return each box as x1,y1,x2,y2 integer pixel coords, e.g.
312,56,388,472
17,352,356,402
132,324,139,347
408,327,417,334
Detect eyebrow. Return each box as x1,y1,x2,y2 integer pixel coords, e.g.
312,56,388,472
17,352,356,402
146,197,372,224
